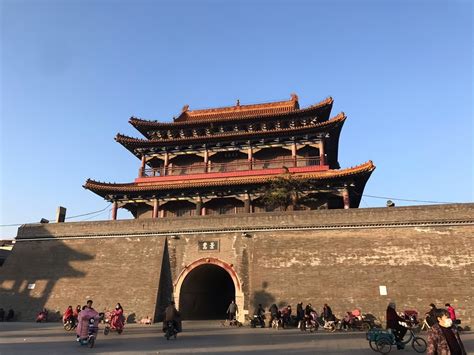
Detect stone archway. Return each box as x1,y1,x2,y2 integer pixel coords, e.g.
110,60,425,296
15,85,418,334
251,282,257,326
174,258,245,322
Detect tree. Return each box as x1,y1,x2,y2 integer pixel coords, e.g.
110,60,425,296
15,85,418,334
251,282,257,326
260,173,309,211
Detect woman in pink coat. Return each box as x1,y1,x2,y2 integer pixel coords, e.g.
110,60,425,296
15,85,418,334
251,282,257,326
76,300,99,340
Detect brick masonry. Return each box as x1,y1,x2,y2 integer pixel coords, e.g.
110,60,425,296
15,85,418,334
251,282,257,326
0,203,472,326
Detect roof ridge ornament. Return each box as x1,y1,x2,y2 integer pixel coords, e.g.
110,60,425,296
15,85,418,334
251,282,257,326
182,104,189,113
290,93,299,102
236,99,240,107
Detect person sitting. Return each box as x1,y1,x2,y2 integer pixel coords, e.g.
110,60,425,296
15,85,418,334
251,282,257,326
323,303,335,321
110,303,125,331
341,311,355,330
427,308,466,355
76,300,99,342
386,302,408,349
304,303,315,317
281,305,292,328
73,305,81,322
63,305,74,324
36,308,48,322
164,301,181,333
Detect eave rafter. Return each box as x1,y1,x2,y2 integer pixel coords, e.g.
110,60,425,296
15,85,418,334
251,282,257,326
116,113,346,158
83,161,375,198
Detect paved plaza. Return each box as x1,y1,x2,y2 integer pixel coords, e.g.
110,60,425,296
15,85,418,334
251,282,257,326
1,321,473,355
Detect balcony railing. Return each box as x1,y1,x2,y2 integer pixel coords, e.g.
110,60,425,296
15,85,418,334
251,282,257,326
141,157,321,177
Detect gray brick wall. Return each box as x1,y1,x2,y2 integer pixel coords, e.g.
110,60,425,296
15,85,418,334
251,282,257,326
0,203,472,326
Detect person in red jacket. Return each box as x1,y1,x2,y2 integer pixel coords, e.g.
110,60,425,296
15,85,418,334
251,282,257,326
445,304,456,322
63,305,74,324
110,303,125,332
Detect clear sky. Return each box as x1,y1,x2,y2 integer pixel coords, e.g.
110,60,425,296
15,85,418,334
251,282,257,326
1,0,472,239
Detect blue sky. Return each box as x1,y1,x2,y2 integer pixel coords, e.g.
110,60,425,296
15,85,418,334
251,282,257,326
1,0,472,238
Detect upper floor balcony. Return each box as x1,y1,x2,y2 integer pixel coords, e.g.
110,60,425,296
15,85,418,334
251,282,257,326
138,157,325,179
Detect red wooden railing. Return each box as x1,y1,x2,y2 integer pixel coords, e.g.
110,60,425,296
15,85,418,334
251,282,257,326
140,157,321,177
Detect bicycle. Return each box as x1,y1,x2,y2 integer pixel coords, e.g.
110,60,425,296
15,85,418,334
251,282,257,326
375,328,427,354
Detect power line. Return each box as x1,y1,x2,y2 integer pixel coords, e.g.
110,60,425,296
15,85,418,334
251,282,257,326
362,194,457,204
0,204,112,227
80,207,112,222
65,204,112,220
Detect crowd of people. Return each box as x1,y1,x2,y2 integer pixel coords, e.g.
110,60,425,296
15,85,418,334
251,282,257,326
247,300,466,354
251,302,339,330
2,298,468,353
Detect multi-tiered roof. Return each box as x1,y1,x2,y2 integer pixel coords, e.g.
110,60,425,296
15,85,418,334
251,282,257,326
84,94,375,218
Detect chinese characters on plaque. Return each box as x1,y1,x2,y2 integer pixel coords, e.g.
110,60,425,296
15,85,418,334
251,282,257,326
198,240,219,251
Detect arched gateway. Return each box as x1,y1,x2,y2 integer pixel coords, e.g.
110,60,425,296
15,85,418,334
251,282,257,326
174,258,245,321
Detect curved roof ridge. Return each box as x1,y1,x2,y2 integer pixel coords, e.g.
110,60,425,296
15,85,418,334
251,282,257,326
129,96,333,128
175,94,299,122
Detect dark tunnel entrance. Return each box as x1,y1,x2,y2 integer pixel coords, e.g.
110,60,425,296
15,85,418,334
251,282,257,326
179,263,235,320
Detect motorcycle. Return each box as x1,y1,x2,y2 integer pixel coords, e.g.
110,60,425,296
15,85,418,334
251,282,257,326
300,311,319,332
317,315,338,332
164,320,178,340
78,317,98,348
63,317,77,331
104,310,124,335
250,314,265,328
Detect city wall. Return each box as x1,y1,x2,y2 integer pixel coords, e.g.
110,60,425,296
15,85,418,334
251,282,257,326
0,203,472,326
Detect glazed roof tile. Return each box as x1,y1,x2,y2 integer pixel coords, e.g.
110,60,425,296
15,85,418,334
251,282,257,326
84,161,375,194
129,96,333,128
118,112,346,149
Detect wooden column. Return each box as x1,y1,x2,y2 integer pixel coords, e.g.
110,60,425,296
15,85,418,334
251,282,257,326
164,152,169,175
244,194,251,213
152,199,159,218
204,149,209,173
195,197,202,216
111,201,118,220
140,155,146,177
291,142,297,167
320,139,326,166
247,146,253,170
342,188,350,209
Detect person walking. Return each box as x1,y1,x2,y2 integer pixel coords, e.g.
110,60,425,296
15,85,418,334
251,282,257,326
226,300,238,321
268,303,279,327
427,308,466,355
